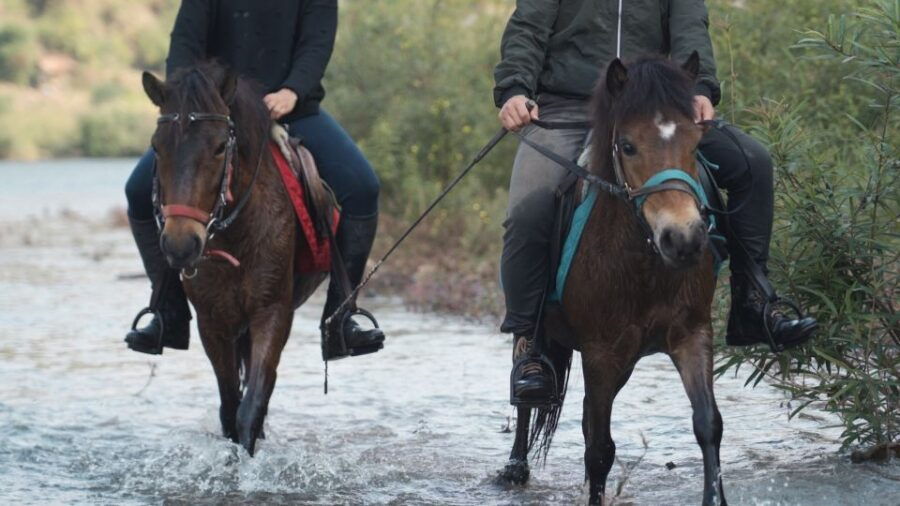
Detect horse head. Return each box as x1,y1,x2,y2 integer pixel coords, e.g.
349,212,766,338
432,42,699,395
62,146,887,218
593,52,711,269
142,63,263,270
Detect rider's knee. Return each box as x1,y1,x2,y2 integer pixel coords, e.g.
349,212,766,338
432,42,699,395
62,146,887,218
125,149,156,220
743,137,773,183
504,197,555,242
341,161,380,218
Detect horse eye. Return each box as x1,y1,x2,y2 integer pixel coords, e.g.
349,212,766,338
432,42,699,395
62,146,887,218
214,142,227,156
621,142,637,156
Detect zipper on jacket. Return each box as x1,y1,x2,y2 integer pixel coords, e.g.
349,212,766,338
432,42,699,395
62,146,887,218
616,0,623,58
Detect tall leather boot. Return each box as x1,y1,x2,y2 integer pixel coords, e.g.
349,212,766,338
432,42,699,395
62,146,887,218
720,145,818,351
321,214,386,361
124,217,191,355
726,273,818,351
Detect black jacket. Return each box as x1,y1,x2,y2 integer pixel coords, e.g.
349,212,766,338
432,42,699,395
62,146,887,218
166,0,337,120
494,0,720,107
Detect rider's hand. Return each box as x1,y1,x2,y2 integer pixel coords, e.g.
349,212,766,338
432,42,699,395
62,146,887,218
264,88,299,120
499,95,539,131
693,95,715,123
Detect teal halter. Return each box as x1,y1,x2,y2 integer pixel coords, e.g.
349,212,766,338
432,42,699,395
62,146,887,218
610,126,714,250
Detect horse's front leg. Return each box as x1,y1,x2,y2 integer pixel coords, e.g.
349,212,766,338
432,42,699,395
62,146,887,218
236,303,293,456
498,406,532,484
670,327,726,506
196,315,242,443
581,353,631,505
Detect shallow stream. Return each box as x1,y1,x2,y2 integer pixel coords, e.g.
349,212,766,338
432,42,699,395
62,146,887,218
0,160,896,505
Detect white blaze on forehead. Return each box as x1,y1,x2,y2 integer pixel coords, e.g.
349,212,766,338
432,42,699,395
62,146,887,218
654,112,677,141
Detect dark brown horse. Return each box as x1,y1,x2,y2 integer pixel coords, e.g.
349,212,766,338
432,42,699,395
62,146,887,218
500,54,726,505
141,62,332,455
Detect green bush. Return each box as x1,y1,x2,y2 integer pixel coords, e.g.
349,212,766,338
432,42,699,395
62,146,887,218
79,101,154,157
0,24,38,85
716,0,899,451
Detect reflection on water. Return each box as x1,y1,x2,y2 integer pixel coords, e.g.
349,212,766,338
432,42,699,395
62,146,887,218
0,161,897,505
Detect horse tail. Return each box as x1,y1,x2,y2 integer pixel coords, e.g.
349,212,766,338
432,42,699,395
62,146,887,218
527,338,574,464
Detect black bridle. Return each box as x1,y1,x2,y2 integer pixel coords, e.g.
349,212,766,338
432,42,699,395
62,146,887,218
153,111,266,274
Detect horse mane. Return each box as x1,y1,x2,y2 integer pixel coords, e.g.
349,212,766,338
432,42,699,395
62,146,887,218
166,60,272,161
590,56,696,180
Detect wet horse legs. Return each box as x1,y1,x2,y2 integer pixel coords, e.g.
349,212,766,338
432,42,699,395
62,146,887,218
581,358,633,505
236,305,293,456
499,406,532,484
198,321,242,443
671,334,727,506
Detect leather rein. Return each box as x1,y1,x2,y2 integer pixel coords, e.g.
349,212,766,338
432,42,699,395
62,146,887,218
153,112,266,275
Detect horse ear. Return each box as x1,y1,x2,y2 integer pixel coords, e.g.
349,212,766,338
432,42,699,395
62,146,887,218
682,51,701,80
606,58,628,97
220,70,238,105
142,71,165,107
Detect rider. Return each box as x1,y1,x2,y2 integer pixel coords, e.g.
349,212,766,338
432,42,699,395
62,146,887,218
495,0,819,405
123,0,385,361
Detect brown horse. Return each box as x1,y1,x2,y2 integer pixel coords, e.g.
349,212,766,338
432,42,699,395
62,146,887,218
500,54,726,505
141,62,332,456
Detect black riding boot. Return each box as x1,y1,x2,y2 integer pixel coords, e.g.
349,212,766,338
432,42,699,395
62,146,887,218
511,334,556,407
726,273,818,351
717,146,817,350
124,217,191,355
320,214,386,361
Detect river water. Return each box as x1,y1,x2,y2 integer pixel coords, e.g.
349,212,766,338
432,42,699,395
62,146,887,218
0,160,896,505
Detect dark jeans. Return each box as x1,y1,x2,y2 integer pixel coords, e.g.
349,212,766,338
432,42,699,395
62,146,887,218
125,108,380,220
500,95,774,336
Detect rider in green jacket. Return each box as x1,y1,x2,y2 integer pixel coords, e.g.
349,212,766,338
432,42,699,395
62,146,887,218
495,0,818,405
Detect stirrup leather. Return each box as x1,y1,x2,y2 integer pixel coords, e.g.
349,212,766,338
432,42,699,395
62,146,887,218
510,353,561,409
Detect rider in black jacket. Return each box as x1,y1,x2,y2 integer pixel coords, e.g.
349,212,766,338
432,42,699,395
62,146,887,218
124,0,386,361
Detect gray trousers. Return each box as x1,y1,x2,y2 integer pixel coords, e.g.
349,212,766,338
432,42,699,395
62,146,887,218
500,95,590,335
499,95,776,336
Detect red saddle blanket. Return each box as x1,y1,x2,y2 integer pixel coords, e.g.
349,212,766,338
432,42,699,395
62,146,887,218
270,142,339,274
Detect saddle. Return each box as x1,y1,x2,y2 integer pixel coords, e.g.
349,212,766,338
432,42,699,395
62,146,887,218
269,124,340,274
540,148,730,352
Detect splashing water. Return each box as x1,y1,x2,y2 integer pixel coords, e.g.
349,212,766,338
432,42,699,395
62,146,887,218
0,160,897,505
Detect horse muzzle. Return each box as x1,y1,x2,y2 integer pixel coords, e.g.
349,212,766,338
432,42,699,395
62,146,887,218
160,220,207,270
655,219,707,270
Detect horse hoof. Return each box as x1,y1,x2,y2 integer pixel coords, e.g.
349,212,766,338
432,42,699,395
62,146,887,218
496,459,530,486
241,439,256,457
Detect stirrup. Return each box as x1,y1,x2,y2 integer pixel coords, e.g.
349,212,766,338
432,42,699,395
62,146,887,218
762,297,807,353
324,306,382,360
130,306,164,354
510,353,560,409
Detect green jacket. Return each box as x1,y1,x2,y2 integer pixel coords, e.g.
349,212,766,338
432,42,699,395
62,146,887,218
493,0,720,107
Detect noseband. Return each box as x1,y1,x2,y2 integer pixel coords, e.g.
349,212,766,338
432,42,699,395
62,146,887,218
609,125,713,252
153,111,265,273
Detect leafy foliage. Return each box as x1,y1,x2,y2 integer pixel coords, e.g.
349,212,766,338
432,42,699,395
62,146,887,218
715,0,899,450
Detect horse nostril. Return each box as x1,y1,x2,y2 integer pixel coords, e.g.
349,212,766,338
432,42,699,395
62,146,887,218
192,235,202,255
660,228,677,253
